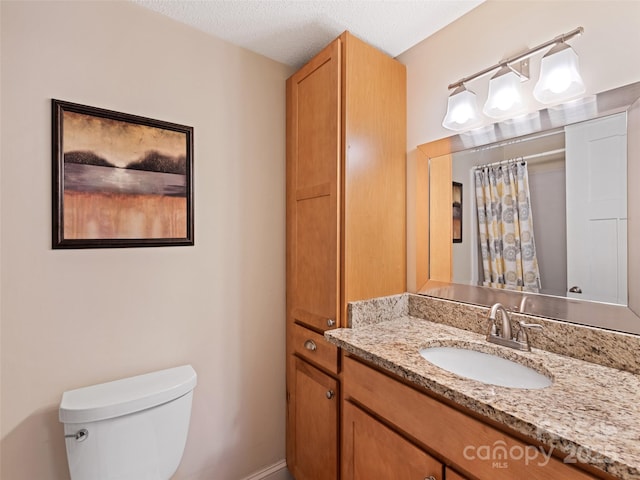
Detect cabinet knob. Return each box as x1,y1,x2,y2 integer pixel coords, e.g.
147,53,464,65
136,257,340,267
303,340,317,351
327,318,336,327
424,477,436,480
326,390,335,400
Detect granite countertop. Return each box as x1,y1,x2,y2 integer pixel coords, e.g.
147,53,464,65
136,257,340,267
325,316,640,479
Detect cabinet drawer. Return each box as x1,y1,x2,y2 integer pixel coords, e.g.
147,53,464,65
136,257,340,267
292,323,339,374
292,307,338,332
343,356,599,480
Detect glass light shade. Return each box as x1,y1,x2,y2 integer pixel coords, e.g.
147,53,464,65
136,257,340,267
483,66,525,119
534,43,586,104
442,85,482,131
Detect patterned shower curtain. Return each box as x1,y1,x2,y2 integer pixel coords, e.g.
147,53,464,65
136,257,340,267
474,161,541,292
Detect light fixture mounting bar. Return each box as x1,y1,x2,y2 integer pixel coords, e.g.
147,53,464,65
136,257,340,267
447,26,584,90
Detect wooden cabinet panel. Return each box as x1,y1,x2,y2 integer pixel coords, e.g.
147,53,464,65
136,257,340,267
293,194,338,330
289,358,339,480
341,34,407,313
287,38,341,332
343,356,598,480
292,323,339,374
343,401,442,480
295,44,340,192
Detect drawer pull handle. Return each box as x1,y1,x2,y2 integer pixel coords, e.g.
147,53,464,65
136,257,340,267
327,318,336,327
303,340,317,351
326,390,335,399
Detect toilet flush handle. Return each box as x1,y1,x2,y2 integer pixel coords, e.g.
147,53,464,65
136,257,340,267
65,428,89,442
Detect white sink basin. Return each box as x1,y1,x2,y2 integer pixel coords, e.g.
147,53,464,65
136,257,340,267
419,346,553,389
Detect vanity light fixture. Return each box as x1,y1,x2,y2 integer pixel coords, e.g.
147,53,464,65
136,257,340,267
483,64,527,119
442,85,482,131
442,26,585,132
533,42,586,104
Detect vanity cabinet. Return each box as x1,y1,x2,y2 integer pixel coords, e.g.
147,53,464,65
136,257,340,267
285,31,406,479
342,355,603,480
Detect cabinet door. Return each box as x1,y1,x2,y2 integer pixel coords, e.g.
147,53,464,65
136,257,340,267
288,358,339,480
286,38,341,332
342,401,442,480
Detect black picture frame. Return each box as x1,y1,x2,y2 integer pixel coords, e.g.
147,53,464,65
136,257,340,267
52,99,194,249
452,181,462,243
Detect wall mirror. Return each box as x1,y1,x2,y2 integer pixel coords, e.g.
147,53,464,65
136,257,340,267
415,81,640,335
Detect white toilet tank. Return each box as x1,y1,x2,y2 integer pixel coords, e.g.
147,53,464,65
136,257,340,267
59,365,197,480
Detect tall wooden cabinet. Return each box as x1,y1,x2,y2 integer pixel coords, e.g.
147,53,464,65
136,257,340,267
286,32,406,479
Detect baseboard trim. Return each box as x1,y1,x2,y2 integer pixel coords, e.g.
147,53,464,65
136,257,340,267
241,460,291,480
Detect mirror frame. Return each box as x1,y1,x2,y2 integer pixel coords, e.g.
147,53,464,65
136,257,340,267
415,81,640,335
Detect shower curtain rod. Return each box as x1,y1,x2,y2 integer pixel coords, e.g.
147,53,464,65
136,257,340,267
473,148,565,169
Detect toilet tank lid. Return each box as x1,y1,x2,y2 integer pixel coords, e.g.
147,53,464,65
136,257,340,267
59,365,197,424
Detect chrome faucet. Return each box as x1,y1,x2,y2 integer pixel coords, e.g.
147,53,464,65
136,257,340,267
486,302,543,351
488,303,512,340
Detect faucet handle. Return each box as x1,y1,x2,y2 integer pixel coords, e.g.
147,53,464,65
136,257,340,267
518,321,543,331
516,321,543,348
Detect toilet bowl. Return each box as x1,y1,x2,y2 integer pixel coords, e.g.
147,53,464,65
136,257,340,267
59,365,197,480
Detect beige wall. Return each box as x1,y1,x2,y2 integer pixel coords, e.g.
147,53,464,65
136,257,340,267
0,1,292,479
398,0,640,291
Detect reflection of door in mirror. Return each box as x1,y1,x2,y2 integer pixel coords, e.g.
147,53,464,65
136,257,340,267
629,97,640,319
565,113,627,305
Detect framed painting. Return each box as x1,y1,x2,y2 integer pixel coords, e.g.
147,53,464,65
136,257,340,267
452,181,462,243
52,100,194,248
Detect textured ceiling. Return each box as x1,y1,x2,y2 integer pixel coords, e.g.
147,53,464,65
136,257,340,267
132,0,484,68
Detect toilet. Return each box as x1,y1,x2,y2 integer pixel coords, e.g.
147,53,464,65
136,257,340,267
59,365,197,480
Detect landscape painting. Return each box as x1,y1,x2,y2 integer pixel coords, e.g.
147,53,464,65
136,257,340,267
52,100,193,248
